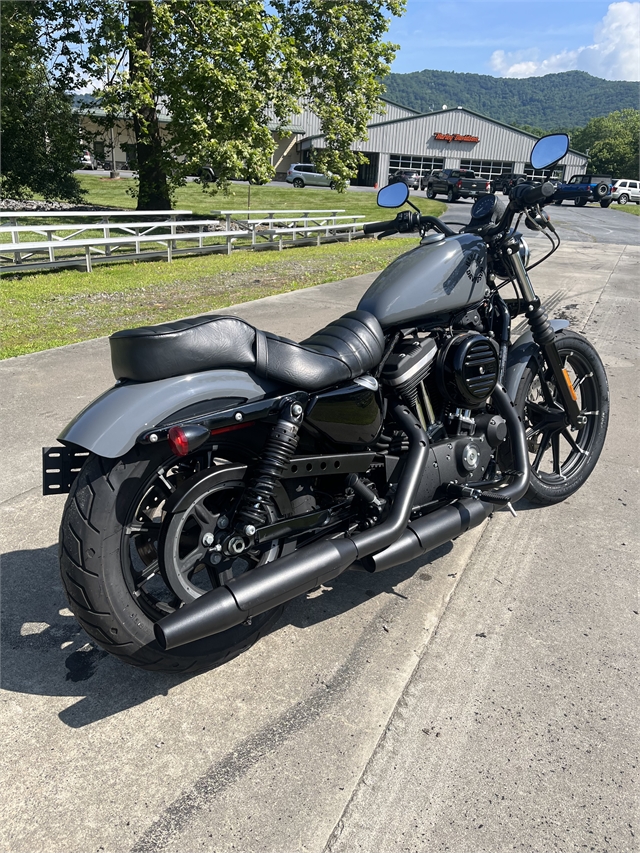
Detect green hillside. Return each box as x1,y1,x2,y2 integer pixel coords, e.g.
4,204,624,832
382,69,639,130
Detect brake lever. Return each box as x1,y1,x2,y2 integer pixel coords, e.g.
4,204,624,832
377,229,398,240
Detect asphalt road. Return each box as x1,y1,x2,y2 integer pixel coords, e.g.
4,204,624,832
0,234,637,852
440,195,640,246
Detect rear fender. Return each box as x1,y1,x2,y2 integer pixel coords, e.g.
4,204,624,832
58,369,279,458
503,320,570,400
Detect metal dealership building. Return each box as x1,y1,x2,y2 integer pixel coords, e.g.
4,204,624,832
282,98,587,188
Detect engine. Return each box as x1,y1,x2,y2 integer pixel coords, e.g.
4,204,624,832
381,331,505,509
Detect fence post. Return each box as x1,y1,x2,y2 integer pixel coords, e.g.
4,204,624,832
85,246,92,273
11,217,21,265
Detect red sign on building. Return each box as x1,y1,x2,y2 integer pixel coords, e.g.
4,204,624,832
434,132,480,144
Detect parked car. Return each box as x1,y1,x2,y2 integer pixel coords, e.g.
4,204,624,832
389,170,420,190
424,168,491,202
611,179,640,205
492,172,527,194
78,150,97,170
552,174,613,207
286,163,336,189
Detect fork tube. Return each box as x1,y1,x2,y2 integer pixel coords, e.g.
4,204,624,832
507,247,582,428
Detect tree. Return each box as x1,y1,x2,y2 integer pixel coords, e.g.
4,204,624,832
572,109,640,179
26,0,404,209
0,2,84,202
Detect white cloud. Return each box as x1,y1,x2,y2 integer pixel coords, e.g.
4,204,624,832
490,2,640,81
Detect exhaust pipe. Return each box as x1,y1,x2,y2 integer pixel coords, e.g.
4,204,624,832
155,385,530,650
155,402,429,650
359,384,531,573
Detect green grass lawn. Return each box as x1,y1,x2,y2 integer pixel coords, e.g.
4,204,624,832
610,203,640,215
1,178,445,359
1,237,422,359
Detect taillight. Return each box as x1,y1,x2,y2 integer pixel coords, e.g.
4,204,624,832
456,179,462,188
168,424,210,457
485,181,490,191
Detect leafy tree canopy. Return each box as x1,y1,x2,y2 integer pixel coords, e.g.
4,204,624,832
0,2,85,202
572,110,640,179
15,0,404,208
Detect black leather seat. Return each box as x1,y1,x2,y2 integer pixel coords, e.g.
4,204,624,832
109,310,385,392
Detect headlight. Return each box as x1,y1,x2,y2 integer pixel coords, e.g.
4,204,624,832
519,237,530,268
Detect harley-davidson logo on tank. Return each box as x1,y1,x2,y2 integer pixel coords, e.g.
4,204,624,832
434,133,479,144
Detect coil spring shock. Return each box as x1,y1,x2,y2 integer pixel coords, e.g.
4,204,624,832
236,402,303,528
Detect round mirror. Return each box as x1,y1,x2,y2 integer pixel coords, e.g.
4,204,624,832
377,182,410,208
530,133,569,170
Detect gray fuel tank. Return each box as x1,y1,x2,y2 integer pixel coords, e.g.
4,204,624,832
358,233,487,329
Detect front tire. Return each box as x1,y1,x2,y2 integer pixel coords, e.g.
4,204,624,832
59,445,286,672
514,330,609,505
426,185,436,199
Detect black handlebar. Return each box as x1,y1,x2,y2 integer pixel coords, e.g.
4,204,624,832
363,219,400,235
510,180,557,207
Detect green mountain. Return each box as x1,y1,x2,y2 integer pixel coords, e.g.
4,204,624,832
382,69,639,130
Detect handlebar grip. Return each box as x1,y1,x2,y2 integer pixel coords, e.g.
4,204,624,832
363,219,399,235
517,181,557,206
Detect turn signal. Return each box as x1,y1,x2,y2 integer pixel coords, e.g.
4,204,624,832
168,424,210,457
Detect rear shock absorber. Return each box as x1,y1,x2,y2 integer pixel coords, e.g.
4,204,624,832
236,401,303,530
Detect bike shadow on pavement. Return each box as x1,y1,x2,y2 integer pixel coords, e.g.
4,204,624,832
0,539,454,728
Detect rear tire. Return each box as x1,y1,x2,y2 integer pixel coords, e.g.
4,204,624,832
59,445,286,672
292,178,304,188
446,188,457,203
554,199,563,205
514,330,609,505
574,197,587,207
618,193,629,205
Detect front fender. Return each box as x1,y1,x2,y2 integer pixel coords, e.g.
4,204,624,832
59,369,279,458
503,319,570,400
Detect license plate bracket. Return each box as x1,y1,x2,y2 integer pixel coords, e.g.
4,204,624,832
42,446,90,495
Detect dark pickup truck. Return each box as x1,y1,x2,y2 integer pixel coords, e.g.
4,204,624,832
552,174,613,207
424,169,491,202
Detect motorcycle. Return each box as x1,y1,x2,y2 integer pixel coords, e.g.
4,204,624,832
44,134,609,672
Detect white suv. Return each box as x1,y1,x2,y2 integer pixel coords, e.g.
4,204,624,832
286,163,336,189
611,179,640,205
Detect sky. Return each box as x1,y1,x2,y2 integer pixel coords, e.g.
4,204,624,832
386,0,640,80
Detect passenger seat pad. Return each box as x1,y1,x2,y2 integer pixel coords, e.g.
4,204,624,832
110,310,385,391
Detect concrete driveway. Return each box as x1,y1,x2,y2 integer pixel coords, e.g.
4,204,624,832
1,237,637,852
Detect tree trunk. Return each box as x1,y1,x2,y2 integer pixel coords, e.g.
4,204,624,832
128,1,171,210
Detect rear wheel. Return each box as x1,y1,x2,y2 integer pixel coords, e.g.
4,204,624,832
59,444,288,672
554,199,563,206
618,193,629,205
514,330,609,505
292,178,304,188
574,197,588,207
446,188,457,203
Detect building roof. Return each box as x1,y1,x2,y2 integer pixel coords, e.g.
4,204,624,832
306,104,588,158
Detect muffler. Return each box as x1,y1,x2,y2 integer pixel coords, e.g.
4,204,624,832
154,386,530,651
155,402,429,650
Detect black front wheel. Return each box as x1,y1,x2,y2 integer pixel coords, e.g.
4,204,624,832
59,444,288,672
514,330,609,505
426,186,436,199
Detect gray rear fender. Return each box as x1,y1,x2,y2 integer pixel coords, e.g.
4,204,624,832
58,369,280,458
503,320,570,400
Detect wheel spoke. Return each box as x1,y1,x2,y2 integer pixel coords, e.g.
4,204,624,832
531,429,551,473
573,372,592,391
561,429,588,456
126,521,161,535
551,432,563,477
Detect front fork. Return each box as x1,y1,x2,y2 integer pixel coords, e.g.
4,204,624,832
507,247,583,429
